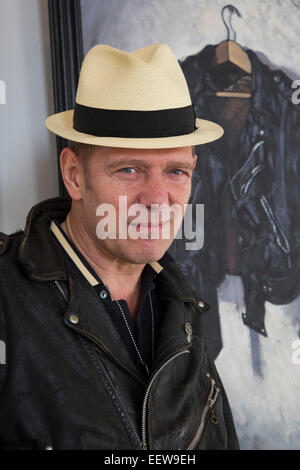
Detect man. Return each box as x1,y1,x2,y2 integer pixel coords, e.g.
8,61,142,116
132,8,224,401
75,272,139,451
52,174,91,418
0,43,239,450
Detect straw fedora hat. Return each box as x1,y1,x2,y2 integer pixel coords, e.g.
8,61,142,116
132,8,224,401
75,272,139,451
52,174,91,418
46,43,223,149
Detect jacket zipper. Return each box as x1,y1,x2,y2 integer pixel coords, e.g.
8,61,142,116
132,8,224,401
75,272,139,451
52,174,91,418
231,140,264,200
141,349,190,450
259,195,290,255
54,280,68,303
185,373,220,450
240,164,264,196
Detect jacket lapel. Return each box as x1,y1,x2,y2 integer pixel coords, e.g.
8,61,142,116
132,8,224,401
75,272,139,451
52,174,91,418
61,273,147,384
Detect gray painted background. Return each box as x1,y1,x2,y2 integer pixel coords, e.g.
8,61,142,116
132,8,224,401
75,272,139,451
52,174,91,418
80,0,300,450
81,0,300,78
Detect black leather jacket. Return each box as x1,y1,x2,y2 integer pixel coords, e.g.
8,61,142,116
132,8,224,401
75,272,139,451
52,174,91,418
169,46,300,357
0,198,239,450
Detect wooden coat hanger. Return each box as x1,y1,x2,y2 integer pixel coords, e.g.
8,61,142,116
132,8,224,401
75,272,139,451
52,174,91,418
210,5,251,98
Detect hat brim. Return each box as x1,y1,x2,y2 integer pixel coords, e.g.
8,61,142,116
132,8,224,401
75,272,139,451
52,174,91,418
45,110,223,149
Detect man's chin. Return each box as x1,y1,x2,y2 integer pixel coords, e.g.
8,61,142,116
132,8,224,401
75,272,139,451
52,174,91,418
126,239,172,264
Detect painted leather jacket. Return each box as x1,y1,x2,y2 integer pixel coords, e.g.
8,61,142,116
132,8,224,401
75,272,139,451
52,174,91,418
169,46,300,358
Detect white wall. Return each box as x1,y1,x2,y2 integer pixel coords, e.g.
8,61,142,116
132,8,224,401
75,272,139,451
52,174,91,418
0,0,58,234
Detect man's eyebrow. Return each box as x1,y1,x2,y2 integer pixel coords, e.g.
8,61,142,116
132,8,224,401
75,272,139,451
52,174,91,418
165,161,194,170
107,159,148,169
107,159,194,170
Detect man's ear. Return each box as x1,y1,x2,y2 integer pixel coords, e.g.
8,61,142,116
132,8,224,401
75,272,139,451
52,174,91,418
60,148,85,200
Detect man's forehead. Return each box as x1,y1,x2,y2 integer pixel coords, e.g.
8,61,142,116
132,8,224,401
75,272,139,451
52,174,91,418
94,145,194,164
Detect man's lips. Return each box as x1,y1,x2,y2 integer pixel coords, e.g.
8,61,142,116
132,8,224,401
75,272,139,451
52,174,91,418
130,220,170,228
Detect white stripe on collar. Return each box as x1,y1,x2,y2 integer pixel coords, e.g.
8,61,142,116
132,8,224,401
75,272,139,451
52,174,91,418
50,219,164,284
50,220,99,286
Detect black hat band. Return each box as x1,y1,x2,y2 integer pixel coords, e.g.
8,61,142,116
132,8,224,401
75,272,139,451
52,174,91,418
73,103,196,138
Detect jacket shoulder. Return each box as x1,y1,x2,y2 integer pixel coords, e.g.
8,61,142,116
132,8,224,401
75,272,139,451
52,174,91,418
0,230,23,256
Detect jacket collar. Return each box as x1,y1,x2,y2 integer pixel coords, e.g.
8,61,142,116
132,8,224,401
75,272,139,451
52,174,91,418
182,44,294,124
18,197,71,281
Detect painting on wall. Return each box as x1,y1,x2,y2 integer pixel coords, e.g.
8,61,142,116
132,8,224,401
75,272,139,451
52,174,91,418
48,0,300,449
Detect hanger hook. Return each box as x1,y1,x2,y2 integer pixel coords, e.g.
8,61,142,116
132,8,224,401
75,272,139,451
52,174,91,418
221,4,242,42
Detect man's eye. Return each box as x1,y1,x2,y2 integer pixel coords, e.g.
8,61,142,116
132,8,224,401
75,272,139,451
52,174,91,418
119,168,136,174
170,169,184,175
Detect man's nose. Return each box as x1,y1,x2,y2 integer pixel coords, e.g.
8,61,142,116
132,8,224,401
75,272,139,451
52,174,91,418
137,173,170,207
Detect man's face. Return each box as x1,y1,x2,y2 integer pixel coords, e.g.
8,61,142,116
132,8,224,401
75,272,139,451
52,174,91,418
77,146,196,264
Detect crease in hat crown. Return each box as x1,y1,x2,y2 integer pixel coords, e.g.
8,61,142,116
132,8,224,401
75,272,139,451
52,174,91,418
75,43,192,111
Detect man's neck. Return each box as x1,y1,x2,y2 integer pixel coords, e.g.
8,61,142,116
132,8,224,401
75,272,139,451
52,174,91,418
60,215,145,319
